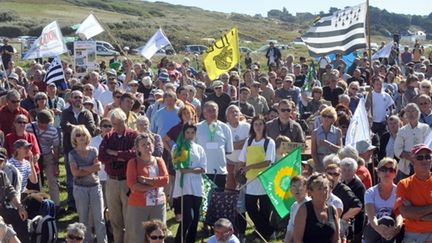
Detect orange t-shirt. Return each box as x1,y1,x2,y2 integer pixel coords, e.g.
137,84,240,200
395,175,432,233
126,157,169,207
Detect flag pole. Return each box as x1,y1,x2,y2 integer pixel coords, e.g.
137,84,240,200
159,27,177,56
367,0,372,79
90,12,127,56
235,209,268,243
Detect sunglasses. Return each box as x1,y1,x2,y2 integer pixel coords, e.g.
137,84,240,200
9,100,20,104
149,235,165,240
67,234,83,241
75,133,84,138
322,114,334,119
416,154,432,161
115,96,122,99
214,87,222,90
73,96,83,100
378,167,396,173
420,102,430,106
280,108,291,113
351,87,359,91
101,124,112,128
16,121,27,124
326,172,340,177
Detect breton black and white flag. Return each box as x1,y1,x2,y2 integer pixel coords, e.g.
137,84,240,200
44,56,65,85
302,3,367,57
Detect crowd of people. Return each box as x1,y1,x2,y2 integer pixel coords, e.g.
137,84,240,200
1,36,432,243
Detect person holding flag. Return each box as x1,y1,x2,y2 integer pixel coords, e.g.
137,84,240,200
238,114,276,241
171,122,207,243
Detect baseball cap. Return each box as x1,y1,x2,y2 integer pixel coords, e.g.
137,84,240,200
8,72,19,81
128,80,139,85
355,140,376,154
106,69,117,77
284,76,294,82
153,89,164,96
13,139,32,150
158,72,169,82
411,144,432,155
212,80,224,89
82,96,94,105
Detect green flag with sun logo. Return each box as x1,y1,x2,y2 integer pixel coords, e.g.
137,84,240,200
258,147,302,218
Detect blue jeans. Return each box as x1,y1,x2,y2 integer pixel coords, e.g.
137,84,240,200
64,153,75,208
73,184,107,243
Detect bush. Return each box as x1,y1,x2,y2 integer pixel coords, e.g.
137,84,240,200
0,10,19,22
0,25,27,37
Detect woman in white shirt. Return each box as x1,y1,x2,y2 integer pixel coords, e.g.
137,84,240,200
239,114,276,241
363,157,403,242
172,123,207,243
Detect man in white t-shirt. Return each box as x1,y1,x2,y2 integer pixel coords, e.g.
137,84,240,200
225,105,250,190
366,76,394,136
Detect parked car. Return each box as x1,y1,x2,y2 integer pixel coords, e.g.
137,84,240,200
96,45,119,56
96,41,116,51
184,45,208,54
240,47,252,54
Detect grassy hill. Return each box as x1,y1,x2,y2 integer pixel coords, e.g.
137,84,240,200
0,0,304,50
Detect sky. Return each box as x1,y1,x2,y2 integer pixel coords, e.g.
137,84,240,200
147,0,431,16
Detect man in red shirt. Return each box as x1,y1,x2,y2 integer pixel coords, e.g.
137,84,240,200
0,90,31,135
31,70,47,93
99,108,137,243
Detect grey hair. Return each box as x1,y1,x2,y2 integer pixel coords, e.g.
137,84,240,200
226,104,240,117
67,222,86,238
340,157,358,173
108,108,127,122
323,153,340,168
6,89,20,101
338,145,359,161
214,218,233,230
203,101,219,111
34,92,48,100
405,103,421,120
339,94,350,103
136,115,149,125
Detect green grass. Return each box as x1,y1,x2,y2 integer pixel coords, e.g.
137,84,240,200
50,157,285,242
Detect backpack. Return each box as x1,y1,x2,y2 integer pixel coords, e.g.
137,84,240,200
29,199,57,243
247,137,270,152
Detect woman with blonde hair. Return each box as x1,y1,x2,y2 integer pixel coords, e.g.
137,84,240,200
311,106,343,172
363,157,403,242
69,125,107,243
293,173,340,243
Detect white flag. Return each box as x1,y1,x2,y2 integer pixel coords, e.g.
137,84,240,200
372,42,393,60
139,28,172,59
76,14,104,40
345,97,370,146
23,21,68,60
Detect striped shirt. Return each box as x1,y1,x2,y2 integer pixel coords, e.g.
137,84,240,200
8,157,31,192
25,122,60,155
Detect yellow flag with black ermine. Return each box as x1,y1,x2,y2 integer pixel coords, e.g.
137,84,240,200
203,27,240,80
